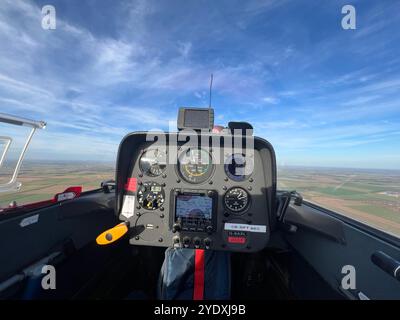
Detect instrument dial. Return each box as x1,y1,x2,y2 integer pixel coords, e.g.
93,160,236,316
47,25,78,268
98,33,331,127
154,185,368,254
224,187,250,213
178,148,213,184
139,149,167,177
137,182,165,210
224,153,252,181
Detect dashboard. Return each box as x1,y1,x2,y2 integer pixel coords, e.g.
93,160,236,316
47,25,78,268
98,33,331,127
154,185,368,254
115,131,276,252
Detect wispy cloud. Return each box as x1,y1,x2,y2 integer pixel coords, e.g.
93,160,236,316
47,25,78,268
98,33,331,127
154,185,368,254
0,0,398,169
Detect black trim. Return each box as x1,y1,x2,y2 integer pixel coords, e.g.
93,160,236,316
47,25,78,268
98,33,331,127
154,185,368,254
283,204,346,244
0,188,111,222
303,200,400,248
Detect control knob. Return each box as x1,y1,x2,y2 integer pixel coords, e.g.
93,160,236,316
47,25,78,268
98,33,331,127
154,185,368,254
183,237,191,248
204,238,212,249
193,237,201,249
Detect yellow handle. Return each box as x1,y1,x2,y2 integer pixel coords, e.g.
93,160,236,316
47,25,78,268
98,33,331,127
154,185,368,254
96,222,128,245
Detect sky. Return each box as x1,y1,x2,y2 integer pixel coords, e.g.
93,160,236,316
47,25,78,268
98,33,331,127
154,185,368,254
0,0,399,169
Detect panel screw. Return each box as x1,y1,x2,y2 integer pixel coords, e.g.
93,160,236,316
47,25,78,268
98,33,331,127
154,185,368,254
248,186,252,191
223,186,227,190
158,237,163,242
160,214,164,218
249,178,253,182
176,179,181,183
135,236,139,240
209,181,213,185
162,174,167,178
160,207,164,211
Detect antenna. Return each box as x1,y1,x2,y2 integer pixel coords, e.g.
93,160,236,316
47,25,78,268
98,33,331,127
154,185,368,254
209,73,213,109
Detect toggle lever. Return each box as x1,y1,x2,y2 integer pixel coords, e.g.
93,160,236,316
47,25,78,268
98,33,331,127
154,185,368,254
96,222,128,245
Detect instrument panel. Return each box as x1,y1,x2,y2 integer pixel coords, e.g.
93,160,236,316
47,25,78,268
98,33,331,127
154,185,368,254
115,132,276,253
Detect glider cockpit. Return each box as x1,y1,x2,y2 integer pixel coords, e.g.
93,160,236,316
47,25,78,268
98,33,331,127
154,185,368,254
1,108,400,301
98,107,276,253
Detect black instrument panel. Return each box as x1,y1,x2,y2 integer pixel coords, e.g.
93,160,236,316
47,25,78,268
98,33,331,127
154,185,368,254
115,132,276,253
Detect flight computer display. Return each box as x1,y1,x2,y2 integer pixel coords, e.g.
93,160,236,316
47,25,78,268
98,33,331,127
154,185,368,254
172,189,217,233
176,194,212,219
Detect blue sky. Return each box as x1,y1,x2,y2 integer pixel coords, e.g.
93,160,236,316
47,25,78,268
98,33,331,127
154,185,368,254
0,0,399,169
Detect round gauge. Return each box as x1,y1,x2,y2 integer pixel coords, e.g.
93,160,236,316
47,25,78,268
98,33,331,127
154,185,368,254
139,149,167,177
137,182,165,210
224,153,252,181
178,148,213,184
224,187,250,213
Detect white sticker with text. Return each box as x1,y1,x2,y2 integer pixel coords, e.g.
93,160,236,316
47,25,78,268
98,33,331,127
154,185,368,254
121,195,135,219
224,223,266,233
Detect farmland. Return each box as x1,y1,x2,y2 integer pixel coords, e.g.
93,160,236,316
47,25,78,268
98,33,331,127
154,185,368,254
0,161,115,208
278,166,400,237
1,162,399,238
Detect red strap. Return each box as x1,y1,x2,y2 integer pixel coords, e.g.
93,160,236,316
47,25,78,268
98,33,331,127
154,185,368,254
193,249,205,300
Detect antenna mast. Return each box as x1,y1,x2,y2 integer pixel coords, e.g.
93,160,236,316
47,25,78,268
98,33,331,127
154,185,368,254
209,73,213,109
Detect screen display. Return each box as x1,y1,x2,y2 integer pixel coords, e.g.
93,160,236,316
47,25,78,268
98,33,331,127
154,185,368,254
176,194,212,219
183,110,210,128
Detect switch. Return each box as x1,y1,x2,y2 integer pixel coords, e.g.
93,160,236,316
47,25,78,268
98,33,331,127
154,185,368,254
204,238,212,249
